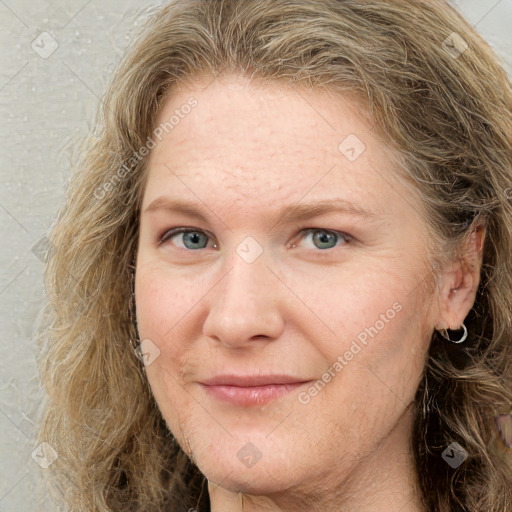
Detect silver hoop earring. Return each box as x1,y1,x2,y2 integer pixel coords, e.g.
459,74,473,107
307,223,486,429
437,323,468,344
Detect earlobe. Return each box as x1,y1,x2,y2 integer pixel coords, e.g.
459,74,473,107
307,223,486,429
435,262,473,331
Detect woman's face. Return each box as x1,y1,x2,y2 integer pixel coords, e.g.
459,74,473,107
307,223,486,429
135,74,439,504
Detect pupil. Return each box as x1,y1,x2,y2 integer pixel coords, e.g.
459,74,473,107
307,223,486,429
185,232,204,248
315,231,335,248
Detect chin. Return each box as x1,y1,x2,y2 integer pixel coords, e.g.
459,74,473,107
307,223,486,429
202,461,291,495
190,435,300,495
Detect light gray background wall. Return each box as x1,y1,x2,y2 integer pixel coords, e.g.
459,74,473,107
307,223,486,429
0,1,511,510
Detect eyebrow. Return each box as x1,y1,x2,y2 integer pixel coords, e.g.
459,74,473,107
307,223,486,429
143,196,386,226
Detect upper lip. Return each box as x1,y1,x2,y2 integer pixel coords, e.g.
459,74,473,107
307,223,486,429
199,374,312,387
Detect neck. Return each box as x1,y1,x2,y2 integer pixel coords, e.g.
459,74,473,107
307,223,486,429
207,404,427,512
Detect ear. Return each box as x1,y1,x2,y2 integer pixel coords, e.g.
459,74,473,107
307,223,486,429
434,225,485,330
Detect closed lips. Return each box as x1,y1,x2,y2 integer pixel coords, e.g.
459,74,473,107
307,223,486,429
199,374,312,386
198,374,313,406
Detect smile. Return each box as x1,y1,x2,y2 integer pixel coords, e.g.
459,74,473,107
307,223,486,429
199,382,309,406
198,374,313,406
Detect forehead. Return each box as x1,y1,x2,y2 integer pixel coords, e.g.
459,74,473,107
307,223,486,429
142,74,415,218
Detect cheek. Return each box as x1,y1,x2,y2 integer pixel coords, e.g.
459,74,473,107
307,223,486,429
134,264,203,448
133,263,196,395
134,262,199,343
304,261,431,404
294,259,421,350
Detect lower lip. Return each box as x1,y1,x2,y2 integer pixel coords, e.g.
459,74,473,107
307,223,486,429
200,382,308,406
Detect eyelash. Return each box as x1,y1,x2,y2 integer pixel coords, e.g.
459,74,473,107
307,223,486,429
157,226,353,253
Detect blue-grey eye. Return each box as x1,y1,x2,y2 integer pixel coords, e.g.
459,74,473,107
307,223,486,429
160,228,210,249
302,229,348,250
160,227,350,252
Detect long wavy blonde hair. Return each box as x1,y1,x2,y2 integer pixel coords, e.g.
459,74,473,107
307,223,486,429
35,0,512,510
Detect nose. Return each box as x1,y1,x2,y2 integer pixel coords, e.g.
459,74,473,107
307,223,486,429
201,248,285,349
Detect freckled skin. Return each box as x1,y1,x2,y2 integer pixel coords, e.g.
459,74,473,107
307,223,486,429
134,73,448,512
